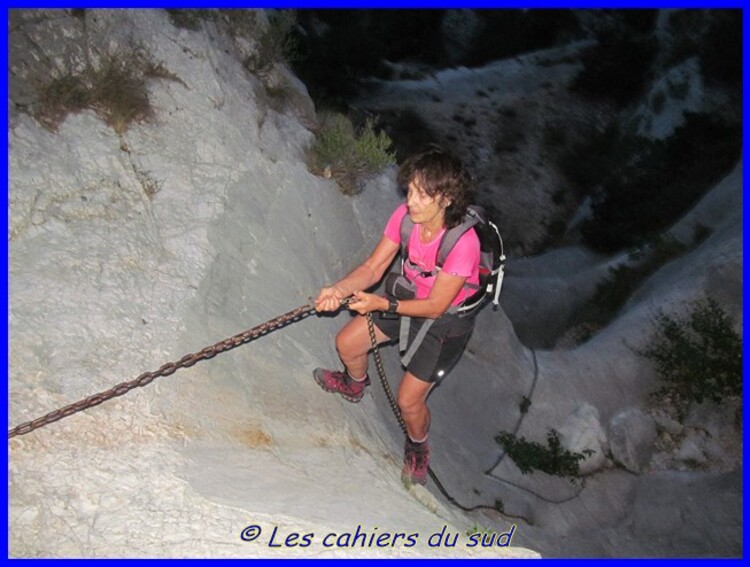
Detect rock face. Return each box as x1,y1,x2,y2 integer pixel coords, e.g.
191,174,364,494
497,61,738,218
632,57,705,140
8,8,741,559
557,402,609,475
609,408,657,473
8,9,536,559
354,39,603,258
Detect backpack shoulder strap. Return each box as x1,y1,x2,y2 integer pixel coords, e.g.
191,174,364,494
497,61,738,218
400,210,414,254
436,207,481,267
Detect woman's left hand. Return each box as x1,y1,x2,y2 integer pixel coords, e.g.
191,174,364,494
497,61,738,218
347,290,388,315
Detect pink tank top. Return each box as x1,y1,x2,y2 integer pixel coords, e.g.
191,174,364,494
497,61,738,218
383,204,480,306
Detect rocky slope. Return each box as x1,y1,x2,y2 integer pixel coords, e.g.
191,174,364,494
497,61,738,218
8,9,536,558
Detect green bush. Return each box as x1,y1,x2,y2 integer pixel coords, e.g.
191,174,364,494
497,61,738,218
306,112,395,195
310,113,357,166
354,119,398,171
640,297,742,413
466,524,501,537
495,429,593,484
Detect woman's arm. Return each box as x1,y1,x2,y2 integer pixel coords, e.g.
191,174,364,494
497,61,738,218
315,235,400,312
348,271,466,319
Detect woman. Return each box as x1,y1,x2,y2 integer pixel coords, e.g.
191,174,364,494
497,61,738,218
314,147,480,485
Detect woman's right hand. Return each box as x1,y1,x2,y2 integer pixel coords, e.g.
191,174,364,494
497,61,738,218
314,285,348,312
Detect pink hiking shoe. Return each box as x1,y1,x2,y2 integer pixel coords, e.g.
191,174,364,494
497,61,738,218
401,437,430,486
313,368,370,403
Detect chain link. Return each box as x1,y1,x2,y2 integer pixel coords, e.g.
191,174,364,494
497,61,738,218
366,313,408,435
8,303,316,439
365,312,531,523
10,300,531,523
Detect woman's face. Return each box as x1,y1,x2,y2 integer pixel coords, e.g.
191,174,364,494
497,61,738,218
406,178,450,227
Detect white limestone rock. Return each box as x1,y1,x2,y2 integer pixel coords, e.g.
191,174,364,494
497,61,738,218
609,408,657,473
675,432,709,467
557,403,609,475
8,8,742,559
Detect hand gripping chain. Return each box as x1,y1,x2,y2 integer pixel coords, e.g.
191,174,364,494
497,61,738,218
8,303,316,439
9,298,531,523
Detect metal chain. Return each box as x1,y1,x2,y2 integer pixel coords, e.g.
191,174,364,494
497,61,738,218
365,312,407,435
10,296,532,522
8,303,316,439
365,312,532,524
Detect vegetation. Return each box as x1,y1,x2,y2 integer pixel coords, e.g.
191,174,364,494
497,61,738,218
165,8,209,31
306,112,396,195
165,9,299,79
243,10,300,77
466,524,496,537
563,113,741,253
592,235,687,318
35,73,90,130
561,11,740,254
495,429,593,484
562,230,713,346
134,168,163,199
34,50,182,134
640,297,742,416
87,53,153,134
166,8,259,37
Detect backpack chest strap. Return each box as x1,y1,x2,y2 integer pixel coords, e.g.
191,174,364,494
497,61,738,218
400,210,479,278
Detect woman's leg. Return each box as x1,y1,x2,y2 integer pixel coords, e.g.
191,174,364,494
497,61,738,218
336,315,390,379
397,371,435,441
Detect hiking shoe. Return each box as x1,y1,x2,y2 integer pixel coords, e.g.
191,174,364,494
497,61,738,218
401,437,430,486
313,368,370,403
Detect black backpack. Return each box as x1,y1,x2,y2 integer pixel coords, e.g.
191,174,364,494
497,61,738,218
399,204,506,316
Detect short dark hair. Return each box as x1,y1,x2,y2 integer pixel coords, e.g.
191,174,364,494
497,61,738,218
396,146,473,228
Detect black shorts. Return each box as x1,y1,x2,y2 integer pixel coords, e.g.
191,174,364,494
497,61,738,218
372,312,474,384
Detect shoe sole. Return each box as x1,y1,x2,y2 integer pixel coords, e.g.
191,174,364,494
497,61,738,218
401,469,428,487
313,368,365,404
401,452,429,486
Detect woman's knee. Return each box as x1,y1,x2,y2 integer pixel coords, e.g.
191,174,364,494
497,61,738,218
335,320,368,359
398,395,420,415
398,385,430,414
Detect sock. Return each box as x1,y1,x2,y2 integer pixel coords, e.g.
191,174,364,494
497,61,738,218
347,371,367,383
408,433,428,444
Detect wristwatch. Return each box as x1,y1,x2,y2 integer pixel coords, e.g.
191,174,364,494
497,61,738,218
386,298,399,314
